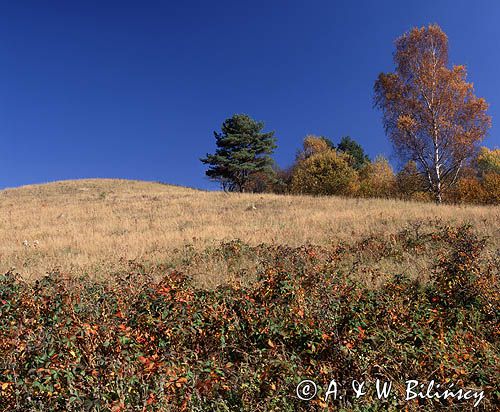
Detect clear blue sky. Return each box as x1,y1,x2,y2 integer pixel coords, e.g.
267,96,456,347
1,0,499,190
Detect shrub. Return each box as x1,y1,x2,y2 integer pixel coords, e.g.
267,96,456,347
446,172,499,205
481,172,500,204
291,150,358,196
396,160,427,199
431,225,486,307
242,170,278,193
358,156,396,198
476,147,500,176
0,224,498,411
447,176,488,204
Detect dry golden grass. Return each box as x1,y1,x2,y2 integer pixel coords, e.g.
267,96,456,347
1,178,498,286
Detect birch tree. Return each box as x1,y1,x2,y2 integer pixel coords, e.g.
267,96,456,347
374,24,490,203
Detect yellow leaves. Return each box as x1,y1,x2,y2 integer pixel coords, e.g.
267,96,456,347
291,149,358,196
377,25,490,193
1,382,12,391
358,156,396,198
267,339,275,349
481,172,500,204
299,135,332,160
477,147,500,173
396,114,417,132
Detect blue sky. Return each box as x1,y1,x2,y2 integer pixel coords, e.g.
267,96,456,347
1,0,499,190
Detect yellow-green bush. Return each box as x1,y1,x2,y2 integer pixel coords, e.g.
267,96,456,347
358,156,396,198
291,150,358,196
477,147,500,175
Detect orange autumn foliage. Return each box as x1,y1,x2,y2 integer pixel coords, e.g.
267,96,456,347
374,24,491,203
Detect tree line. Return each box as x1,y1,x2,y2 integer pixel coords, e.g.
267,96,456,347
201,25,499,205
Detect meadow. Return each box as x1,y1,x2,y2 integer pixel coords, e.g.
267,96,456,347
0,179,498,287
0,179,499,411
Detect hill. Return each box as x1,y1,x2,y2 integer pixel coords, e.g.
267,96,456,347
1,179,499,410
0,178,498,286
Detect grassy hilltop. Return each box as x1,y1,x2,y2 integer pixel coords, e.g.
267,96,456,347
0,179,499,411
0,178,498,286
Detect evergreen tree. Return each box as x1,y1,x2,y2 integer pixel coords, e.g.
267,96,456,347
201,114,277,192
336,136,370,170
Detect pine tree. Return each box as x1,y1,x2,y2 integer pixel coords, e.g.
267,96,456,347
201,114,277,192
336,136,370,170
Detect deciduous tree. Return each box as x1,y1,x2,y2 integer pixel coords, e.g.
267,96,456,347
374,24,491,203
295,135,333,161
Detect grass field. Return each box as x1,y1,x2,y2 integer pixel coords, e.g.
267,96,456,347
1,179,499,410
0,178,498,286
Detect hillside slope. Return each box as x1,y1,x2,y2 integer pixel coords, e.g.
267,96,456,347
0,178,498,284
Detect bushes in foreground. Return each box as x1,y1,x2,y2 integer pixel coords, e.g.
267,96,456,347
0,225,498,411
